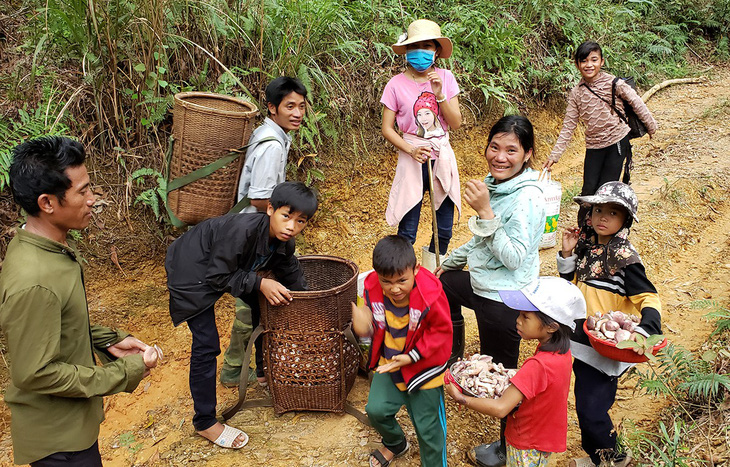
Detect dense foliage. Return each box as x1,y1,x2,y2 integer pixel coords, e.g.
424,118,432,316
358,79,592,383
1,0,728,182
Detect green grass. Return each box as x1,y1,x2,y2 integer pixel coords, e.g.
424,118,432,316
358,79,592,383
1,0,727,195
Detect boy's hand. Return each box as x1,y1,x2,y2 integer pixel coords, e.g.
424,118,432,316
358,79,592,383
260,278,292,306
464,180,493,219
351,302,373,337
562,227,580,257
629,332,646,355
376,354,412,373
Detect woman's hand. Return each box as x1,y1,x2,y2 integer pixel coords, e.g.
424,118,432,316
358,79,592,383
562,227,580,258
260,278,293,306
464,180,494,219
428,71,443,99
433,266,444,278
409,145,431,164
543,159,555,171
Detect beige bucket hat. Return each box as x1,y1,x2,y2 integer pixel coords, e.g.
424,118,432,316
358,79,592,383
392,19,453,58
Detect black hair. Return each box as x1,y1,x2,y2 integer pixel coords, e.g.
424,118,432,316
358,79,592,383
534,310,572,354
9,136,86,216
372,235,417,277
265,77,308,110
269,181,318,218
485,115,535,170
574,41,602,66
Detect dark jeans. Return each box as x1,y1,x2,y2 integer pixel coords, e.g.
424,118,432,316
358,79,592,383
188,292,263,431
439,270,521,368
397,160,455,255
31,441,102,467
581,135,633,196
573,359,626,465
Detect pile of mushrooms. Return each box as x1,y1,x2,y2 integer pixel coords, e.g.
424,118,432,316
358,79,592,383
450,354,516,398
585,311,640,344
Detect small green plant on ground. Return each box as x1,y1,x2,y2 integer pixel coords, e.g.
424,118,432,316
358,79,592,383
701,98,730,119
560,182,581,208
625,300,730,463
128,168,168,221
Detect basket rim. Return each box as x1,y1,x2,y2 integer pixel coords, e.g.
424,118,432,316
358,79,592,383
288,255,359,298
174,91,258,117
583,321,667,362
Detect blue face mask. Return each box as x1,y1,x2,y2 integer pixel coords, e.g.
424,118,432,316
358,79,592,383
406,49,436,72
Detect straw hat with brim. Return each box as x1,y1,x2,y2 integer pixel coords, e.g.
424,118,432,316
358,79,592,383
573,181,639,222
392,19,453,59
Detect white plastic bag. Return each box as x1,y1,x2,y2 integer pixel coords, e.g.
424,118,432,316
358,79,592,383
538,170,562,249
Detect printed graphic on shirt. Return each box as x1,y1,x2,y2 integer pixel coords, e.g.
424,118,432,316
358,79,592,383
371,301,386,328
414,91,444,138
408,307,422,330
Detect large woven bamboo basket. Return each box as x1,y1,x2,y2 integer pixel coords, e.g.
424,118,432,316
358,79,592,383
261,255,360,414
168,92,258,225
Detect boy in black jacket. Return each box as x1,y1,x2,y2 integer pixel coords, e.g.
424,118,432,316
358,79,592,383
165,181,317,448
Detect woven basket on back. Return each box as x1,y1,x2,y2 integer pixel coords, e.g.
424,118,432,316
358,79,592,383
168,92,258,225
261,255,360,414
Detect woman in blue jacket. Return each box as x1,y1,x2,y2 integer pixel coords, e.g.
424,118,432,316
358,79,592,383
436,115,545,467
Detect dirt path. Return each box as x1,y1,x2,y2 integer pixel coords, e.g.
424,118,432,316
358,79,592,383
1,68,729,466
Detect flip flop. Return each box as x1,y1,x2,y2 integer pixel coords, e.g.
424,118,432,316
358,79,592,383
369,440,409,467
211,424,249,449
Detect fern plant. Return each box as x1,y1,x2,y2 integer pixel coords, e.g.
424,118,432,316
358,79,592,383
0,85,71,192
633,300,730,412
128,168,167,221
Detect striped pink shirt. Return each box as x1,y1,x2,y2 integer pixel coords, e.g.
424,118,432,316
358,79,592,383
549,72,657,162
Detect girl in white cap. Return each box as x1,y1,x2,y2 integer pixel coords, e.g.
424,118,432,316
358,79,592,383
381,19,462,270
445,277,586,467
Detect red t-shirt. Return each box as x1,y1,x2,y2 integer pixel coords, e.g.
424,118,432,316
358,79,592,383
505,348,572,453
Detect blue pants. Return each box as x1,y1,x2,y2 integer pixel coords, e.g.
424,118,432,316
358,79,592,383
397,160,454,256
31,441,102,467
187,292,263,431
573,359,626,464
366,372,447,467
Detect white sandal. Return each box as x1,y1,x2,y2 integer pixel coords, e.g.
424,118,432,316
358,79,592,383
211,424,249,449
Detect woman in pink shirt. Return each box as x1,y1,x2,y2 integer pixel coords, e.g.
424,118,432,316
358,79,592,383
544,41,657,196
381,19,462,267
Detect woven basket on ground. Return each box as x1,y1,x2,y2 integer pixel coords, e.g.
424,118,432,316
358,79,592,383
168,92,257,225
261,255,360,414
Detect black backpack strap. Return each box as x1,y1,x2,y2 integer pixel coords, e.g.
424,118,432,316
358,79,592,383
611,77,629,124
581,81,628,124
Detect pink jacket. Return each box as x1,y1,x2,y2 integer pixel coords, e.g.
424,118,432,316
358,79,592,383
385,133,461,226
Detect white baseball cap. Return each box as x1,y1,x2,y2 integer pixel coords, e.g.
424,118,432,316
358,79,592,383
498,277,586,331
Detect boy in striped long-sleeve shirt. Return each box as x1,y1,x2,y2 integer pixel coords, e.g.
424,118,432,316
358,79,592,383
558,182,661,467
352,235,452,467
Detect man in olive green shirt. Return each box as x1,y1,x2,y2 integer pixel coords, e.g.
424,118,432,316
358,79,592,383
0,137,158,466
